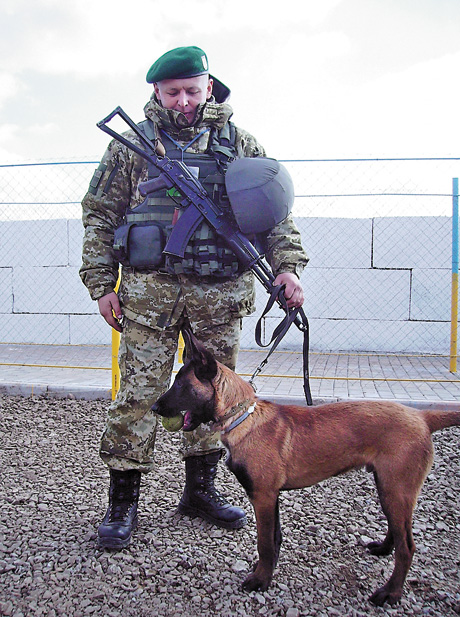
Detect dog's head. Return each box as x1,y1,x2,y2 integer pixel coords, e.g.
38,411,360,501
152,329,219,432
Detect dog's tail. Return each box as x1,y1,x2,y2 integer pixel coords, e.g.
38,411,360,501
421,409,460,434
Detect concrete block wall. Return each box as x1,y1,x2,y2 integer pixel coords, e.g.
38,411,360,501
249,216,452,353
0,219,109,346
0,216,452,353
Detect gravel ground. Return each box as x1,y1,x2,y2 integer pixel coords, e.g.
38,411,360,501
1,394,459,617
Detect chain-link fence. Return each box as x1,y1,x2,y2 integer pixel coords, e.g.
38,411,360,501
0,157,458,354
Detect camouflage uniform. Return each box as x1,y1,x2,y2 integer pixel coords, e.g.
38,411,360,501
80,95,308,473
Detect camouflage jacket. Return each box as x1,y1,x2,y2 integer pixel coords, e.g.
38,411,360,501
80,96,308,325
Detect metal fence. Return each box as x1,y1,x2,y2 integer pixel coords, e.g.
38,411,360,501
0,157,459,354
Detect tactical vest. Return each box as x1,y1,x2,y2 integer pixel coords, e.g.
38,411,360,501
125,118,240,277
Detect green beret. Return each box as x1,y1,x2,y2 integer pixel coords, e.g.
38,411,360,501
146,46,209,83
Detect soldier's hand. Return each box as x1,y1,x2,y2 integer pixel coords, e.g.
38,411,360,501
274,272,304,309
98,291,123,332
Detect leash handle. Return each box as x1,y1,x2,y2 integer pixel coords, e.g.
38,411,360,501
252,285,313,406
255,285,298,348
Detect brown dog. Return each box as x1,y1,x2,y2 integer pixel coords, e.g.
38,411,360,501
152,330,460,606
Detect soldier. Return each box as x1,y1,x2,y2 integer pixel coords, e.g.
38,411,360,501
80,46,308,549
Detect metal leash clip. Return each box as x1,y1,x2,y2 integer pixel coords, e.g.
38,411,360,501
248,358,269,392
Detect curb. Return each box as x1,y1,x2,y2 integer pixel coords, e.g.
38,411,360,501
0,383,112,400
266,394,460,411
2,382,460,411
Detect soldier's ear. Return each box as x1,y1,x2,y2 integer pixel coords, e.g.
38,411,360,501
206,77,213,100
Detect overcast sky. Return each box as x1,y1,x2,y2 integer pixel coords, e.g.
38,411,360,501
1,0,459,163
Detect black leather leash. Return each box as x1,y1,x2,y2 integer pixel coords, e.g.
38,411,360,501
249,284,313,405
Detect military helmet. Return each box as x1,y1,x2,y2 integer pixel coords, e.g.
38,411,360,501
225,157,295,234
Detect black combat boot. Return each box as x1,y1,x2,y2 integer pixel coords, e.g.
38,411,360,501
98,469,141,549
177,451,247,529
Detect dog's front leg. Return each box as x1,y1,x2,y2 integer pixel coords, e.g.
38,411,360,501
242,493,281,592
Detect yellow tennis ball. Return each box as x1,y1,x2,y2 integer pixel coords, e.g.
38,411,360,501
161,414,184,432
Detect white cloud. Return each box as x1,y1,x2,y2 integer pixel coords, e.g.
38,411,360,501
231,47,460,159
198,0,344,31
0,0,459,161
337,50,460,155
0,0,347,79
0,121,57,143
0,73,21,108
0,123,20,143
0,0,167,77
267,30,351,80
27,122,58,136
0,124,23,162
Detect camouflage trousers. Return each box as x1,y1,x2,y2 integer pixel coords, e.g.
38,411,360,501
100,309,242,472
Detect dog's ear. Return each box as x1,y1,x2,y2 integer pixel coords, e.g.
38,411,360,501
182,327,218,382
182,327,197,360
193,347,218,382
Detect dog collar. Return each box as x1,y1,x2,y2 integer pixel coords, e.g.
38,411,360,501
221,402,256,435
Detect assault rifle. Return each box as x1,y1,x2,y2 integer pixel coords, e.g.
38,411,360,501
97,106,312,405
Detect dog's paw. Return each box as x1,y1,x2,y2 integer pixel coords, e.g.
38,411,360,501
366,539,393,557
369,584,402,606
242,572,271,592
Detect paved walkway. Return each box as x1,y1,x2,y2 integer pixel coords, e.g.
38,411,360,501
1,343,460,409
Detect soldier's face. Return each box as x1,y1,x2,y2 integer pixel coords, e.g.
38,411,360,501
154,75,213,124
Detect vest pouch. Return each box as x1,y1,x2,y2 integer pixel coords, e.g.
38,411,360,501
113,222,131,266
113,221,165,269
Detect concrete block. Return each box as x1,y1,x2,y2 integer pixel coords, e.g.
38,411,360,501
243,313,450,354
0,268,13,313
14,266,98,314
296,217,372,268
373,217,451,269
411,269,451,321
70,314,112,345
308,318,450,354
0,220,69,267
302,268,411,320
0,313,70,344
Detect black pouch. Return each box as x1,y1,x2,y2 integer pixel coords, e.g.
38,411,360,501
113,222,165,269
